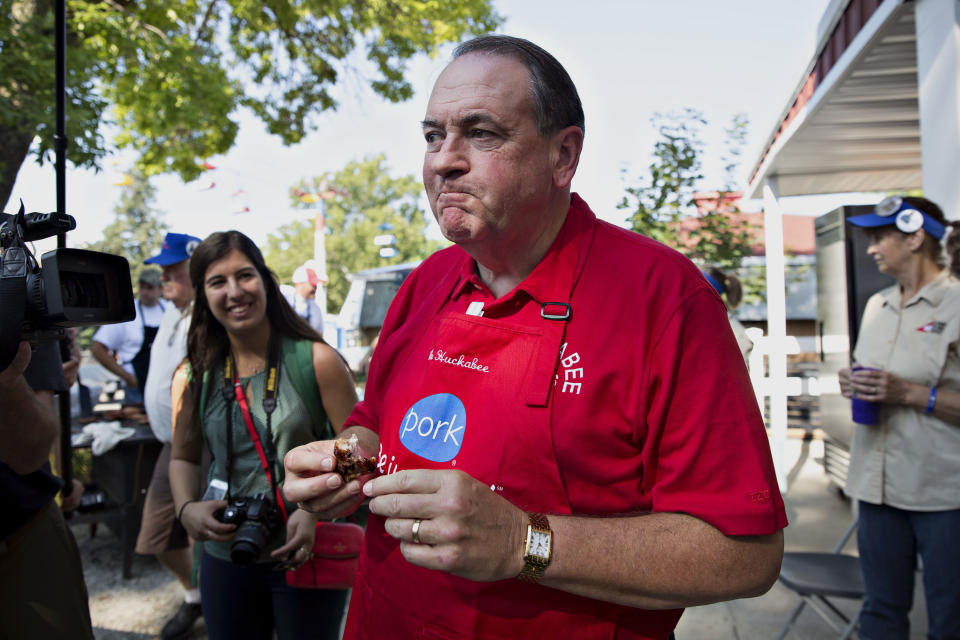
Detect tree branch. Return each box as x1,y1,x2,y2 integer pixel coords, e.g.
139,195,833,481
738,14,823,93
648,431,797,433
195,0,218,44
102,0,169,42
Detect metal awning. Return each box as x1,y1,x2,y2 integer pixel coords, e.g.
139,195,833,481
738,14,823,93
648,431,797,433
743,0,960,492
747,0,920,198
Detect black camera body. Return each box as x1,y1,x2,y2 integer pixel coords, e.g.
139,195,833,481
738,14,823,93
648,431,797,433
0,203,135,370
216,493,282,565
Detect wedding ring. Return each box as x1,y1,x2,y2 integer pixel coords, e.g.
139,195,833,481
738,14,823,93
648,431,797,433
412,519,423,544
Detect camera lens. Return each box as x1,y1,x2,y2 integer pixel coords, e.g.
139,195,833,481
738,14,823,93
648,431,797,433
230,521,272,566
59,271,109,309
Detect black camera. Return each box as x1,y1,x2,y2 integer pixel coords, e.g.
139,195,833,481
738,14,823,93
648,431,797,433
0,202,135,370
216,493,281,565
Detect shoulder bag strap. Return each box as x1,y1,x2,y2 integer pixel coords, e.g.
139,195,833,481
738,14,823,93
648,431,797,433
282,337,330,440
233,378,290,522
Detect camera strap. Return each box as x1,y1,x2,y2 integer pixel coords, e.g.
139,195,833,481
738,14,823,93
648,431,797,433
0,246,28,371
222,331,289,521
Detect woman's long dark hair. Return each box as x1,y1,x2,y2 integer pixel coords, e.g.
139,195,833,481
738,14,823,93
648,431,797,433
948,227,960,279
186,230,322,395
706,266,743,309
878,197,957,273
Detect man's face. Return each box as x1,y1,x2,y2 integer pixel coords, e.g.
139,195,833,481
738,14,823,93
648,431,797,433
161,260,194,309
138,280,160,306
294,280,316,300
421,53,559,253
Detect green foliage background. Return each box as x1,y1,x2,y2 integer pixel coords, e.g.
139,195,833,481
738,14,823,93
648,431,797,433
618,109,764,305
0,0,502,207
81,170,169,286
77,170,168,348
263,154,443,313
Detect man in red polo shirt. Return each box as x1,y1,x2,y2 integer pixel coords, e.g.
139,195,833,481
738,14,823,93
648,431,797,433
284,35,786,640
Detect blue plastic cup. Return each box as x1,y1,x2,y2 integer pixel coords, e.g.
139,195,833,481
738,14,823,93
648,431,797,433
851,365,880,425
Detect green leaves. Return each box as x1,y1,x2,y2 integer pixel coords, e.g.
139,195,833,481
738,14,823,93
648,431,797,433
0,0,502,206
619,109,755,271
81,169,169,287
263,154,443,313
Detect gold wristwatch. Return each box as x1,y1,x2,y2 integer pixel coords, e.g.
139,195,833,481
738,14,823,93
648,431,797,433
518,513,552,583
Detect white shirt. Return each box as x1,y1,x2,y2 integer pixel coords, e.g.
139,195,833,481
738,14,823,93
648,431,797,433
92,300,166,375
281,284,324,334
143,303,191,443
728,314,754,363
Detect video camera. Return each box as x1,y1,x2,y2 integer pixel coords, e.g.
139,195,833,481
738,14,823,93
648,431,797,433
0,201,135,370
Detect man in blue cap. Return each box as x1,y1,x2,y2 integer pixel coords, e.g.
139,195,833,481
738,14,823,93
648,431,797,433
137,232,205,640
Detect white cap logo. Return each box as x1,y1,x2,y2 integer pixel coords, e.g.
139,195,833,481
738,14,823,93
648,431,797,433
185,239,200,256
896,210,923,234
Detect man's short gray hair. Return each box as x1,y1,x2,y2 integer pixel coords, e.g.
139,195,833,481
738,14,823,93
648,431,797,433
453,35,585,137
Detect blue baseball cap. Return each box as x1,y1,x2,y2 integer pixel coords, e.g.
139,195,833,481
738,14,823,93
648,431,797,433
848,196,946,240
144,232,202,266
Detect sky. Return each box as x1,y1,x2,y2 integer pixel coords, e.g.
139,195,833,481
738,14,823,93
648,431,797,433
8,0,884,255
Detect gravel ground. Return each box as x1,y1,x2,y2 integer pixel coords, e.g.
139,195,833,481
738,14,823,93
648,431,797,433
70,522,207,640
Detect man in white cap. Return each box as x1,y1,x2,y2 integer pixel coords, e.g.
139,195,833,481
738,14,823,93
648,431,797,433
137,232,204,640
281,261,325,334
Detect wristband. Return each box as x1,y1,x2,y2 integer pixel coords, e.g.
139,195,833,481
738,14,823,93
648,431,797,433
926,387,937,415
177,500,196,522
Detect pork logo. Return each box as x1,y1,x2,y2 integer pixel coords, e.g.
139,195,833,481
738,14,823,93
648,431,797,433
398,393,466,462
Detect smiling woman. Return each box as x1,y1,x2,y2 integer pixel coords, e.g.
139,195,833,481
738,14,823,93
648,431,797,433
202,250,269,340
167,230,359,640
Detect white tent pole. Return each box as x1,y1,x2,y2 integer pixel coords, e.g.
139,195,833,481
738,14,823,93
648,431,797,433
763,177,789,493
915,0,960,221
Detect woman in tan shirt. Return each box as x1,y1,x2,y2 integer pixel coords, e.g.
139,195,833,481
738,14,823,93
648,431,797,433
839,196,960,639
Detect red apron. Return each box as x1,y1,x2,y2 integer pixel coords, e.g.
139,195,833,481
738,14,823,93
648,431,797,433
344,222,674,639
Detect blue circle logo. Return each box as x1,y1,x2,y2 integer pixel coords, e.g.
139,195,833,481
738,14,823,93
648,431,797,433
398,393,466,462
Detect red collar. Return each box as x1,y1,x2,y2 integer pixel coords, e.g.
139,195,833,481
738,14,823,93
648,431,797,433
448,193,596,311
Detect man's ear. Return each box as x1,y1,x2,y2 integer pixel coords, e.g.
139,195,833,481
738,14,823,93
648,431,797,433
551,126,583,190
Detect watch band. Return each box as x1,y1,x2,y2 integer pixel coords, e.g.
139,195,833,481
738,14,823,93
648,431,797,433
518,512,552,584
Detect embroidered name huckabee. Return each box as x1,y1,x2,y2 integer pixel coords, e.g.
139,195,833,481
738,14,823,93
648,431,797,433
429,348,490,373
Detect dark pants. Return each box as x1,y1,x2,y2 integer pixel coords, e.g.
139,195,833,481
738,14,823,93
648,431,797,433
858,501,960,640
200,551,347,640
0,501,94,640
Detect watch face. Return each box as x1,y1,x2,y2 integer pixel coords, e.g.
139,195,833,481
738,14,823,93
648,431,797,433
528,530,551,559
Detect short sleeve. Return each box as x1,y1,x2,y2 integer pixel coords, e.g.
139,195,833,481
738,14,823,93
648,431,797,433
644,288,787,536
92,322,123,351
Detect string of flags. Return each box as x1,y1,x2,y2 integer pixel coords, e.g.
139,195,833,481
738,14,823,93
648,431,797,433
110,160,256,214
292,186,347,204
108,161,349,217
